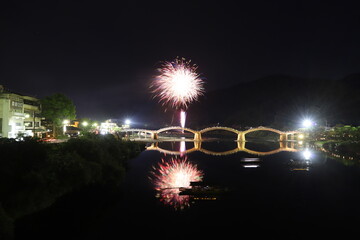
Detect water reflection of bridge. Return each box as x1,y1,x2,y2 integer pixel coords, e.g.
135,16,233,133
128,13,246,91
121,126,302,142
146,141,299,156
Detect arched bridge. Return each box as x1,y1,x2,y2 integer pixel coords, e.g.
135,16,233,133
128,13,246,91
120,126,301,142
146,141,299,156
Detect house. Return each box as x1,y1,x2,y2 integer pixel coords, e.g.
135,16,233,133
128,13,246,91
0,85,45,138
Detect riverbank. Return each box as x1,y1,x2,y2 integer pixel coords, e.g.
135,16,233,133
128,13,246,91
0,134,144,239
314,140,360,165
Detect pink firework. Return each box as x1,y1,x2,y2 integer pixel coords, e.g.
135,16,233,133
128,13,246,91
149,157,203,210
150,57,204,109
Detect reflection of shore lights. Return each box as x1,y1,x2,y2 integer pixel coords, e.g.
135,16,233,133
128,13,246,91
302,149,312,160
243,165,260,168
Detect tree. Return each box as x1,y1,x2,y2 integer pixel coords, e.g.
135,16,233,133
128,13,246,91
41,93,76,137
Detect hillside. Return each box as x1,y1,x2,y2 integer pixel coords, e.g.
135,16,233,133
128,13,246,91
187,74,360,130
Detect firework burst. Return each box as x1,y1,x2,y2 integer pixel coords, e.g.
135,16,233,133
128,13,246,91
149,156,203,210
150,57,204,109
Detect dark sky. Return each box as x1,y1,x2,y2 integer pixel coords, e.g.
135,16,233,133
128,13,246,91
1,0,359,124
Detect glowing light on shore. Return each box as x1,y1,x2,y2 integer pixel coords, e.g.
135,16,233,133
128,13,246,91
150,57,204,109
302,119,313,128
149,157,203,210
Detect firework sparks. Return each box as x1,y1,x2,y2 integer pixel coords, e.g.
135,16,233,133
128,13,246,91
180,110,186,128
149,157,203,210
150,57,204,109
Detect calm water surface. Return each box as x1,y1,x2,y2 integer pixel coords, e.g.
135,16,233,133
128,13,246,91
16,141,360,237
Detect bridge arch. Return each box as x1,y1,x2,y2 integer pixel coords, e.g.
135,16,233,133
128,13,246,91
199,126,240,135
156,126,198,135
156,126,200,140
199,127,240,141
121,126,301,141
243,127,284,135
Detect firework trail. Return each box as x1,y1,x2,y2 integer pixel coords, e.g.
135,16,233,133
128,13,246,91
150,57,204,110
149,156,203,210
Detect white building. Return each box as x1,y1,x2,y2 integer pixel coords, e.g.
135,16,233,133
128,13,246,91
0,85,45,138
99,119,120,135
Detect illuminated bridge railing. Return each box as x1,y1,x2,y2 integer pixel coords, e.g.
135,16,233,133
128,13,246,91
120,126,302,142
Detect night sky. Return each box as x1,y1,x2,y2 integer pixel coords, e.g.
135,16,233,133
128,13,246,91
1,0,359,124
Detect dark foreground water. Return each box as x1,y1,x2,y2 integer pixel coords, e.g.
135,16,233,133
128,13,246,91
16,141,360,238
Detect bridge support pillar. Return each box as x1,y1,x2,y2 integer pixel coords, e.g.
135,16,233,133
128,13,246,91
237,141,245,150
279,141,286,148
194,141,202,150
151,132,158,140
237,132,245,142
194,132,202,141
279,133,288,142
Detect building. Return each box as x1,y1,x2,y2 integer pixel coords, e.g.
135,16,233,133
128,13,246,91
100,119,120,135
0,85,45,138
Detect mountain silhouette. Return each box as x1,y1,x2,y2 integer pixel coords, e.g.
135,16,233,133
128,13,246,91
187,74,360,130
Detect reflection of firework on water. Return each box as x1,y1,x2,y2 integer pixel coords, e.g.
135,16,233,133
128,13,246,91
150,57,204,109
149,156,203,210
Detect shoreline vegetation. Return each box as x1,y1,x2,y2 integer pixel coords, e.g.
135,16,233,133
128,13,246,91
315,140,360,166
0,134,144,239
311,125,360,165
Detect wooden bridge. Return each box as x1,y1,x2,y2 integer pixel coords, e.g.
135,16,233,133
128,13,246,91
146,141,299,156
120,126,301,142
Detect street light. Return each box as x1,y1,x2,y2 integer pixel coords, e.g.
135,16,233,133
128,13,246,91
302,119,313,128
63,119,70,134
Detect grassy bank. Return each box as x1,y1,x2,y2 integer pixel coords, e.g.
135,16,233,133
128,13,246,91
0,134,144,239
315,140,360,166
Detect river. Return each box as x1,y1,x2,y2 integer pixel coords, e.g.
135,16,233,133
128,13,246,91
15,140,360,237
